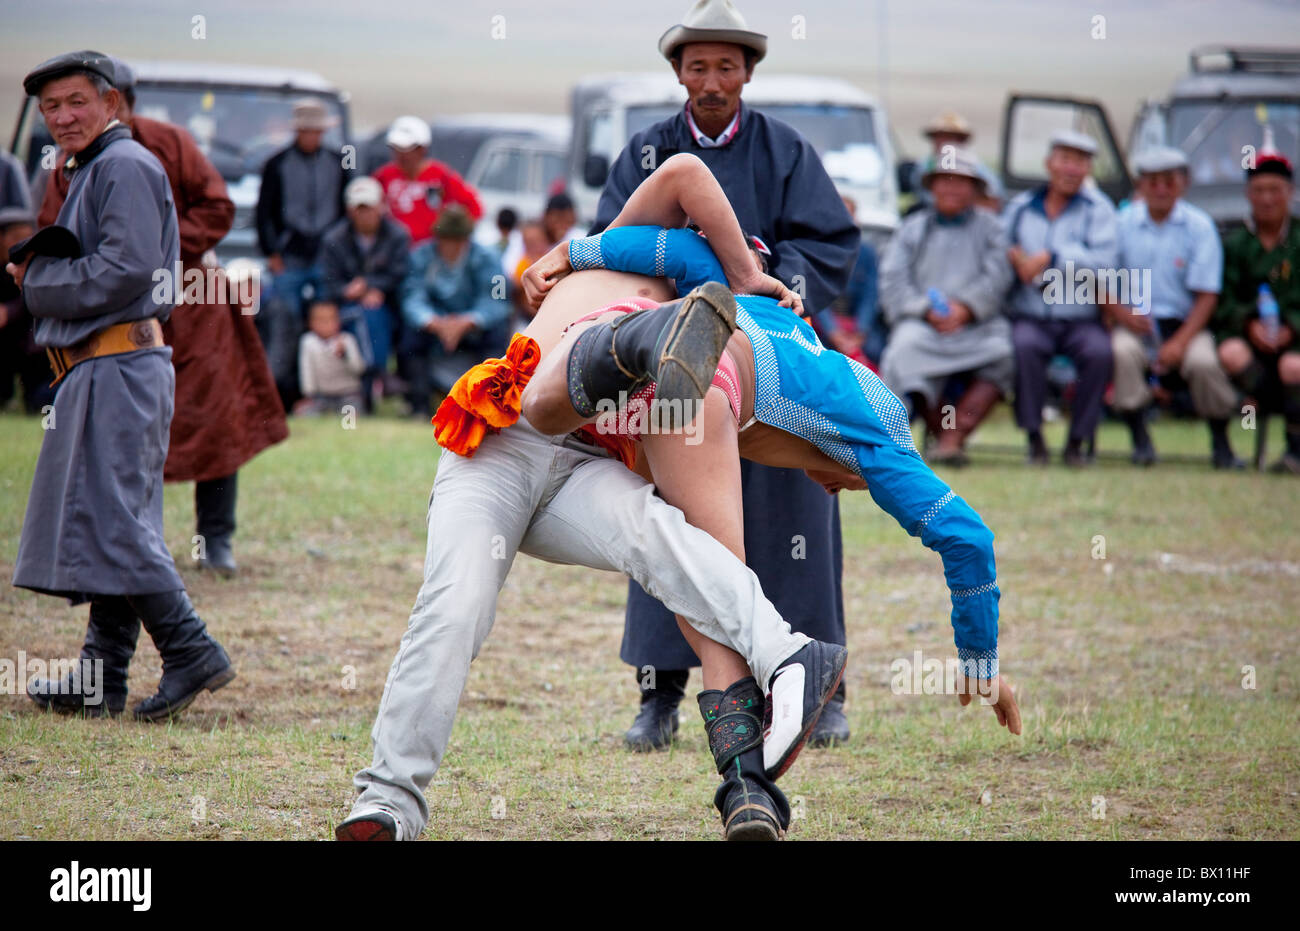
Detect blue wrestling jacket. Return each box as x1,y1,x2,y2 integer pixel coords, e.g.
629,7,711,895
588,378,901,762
570,226,1002,677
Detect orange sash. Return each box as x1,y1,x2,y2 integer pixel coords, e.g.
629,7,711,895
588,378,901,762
432,333,541,457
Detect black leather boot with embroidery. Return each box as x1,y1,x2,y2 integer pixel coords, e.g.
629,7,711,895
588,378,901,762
698,677,790,841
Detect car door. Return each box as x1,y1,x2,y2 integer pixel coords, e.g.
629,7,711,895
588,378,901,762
999,93,1132,204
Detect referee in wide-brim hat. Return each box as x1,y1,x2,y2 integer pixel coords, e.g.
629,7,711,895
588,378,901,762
587,0,862,840
8,51,236,722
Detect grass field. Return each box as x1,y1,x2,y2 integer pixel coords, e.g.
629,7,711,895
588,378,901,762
1,406,1297,841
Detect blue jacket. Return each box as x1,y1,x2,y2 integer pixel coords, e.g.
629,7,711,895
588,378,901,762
401,239,507,331
1003,184,1118,322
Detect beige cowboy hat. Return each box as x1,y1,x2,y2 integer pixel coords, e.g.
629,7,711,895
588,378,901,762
923,110,973,140
292,98,336,132
659,0,767,63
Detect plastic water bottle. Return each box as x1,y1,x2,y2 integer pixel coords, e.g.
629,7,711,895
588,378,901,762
927,287,949,317
1258,284,1280,344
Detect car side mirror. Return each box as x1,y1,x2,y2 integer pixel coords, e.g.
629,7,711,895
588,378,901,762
583,154,610,188
897,159,917,195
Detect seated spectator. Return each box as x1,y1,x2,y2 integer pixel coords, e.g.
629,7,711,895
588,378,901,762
509,220,550,323
1213,152,1300,474
296,300,366,416
816,195,882,368
493,207,519,257
398,205,509,416
373,116,483,246
319,176,412,409
904,110,975,215
1108,147,1241,468
1004,130,1118,466
0,207,54,413
542,191,584,245
878,150,1014,465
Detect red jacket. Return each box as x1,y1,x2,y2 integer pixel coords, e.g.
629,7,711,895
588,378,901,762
373,160,482,244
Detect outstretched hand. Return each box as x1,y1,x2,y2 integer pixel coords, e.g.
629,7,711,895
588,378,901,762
958,673,1022,735
521,241,572,311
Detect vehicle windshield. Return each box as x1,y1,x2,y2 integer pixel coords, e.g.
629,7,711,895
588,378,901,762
623,102,883,185
1169,100,1300,186
132,85,347,180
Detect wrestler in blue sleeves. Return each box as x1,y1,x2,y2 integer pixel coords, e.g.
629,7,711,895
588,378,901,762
570,225,1001,677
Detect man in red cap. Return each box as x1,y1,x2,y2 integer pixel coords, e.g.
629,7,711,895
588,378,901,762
1213,151,1300,472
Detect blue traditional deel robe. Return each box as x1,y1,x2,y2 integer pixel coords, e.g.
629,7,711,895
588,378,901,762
594,105,859,673
13,123,184,603
590,105,860,316
572,227,1001,673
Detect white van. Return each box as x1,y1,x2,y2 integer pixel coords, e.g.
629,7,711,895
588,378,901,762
568,72,900,242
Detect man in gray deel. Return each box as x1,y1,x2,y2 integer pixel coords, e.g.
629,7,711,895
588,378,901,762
6,50,235,721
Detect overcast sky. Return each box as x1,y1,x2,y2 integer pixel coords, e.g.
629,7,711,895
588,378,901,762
3,0,1297,160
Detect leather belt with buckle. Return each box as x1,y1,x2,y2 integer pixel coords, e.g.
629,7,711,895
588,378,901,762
46,317,164,386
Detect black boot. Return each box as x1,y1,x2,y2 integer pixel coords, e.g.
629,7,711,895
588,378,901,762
1208,418,1244,470
809,678,850,748
127,590,235,722
195,472,238,575
624,667,687,751
1123,409,1157,466
567,281,737,427
27,596,139,717
1026,430,1049,466
1270,384,1300,474
699,678,790,841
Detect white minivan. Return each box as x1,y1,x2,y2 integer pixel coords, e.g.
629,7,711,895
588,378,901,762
568,72,901,243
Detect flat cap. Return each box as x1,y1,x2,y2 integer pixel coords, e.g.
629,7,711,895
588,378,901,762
23,50,117,97
1049,129,1098,156
1132,146,1188,175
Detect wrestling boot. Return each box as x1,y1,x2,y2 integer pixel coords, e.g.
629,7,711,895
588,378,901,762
763,639,848,780
699,678,790,841
195,473,238,576
567,280,737,429
808,679,850,748
335,810,400,841
1208,419,1244,470
1123,409,1157,467
27,596,139,717
624,668,687,751
128,590,236,722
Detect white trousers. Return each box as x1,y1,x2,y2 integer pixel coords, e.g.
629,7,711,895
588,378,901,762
349,416,808,837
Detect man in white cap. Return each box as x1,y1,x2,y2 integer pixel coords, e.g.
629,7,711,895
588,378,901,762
589,0,861,769
256,97,350,320
1003,129,1118,466
319,176,413,410
1108,146,1241,468
879,148,1014,465
372,115,482,247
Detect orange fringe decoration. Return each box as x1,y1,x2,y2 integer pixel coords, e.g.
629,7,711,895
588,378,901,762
432,333,541,457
